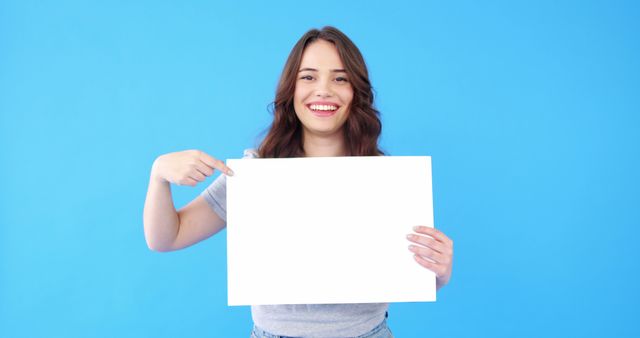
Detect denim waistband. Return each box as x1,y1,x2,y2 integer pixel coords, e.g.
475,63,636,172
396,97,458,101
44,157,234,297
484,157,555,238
251,315,390,338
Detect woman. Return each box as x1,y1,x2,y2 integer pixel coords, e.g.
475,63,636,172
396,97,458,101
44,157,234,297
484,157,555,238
143,26,453,338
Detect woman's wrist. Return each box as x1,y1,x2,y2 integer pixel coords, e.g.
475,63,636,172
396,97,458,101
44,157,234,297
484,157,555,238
150,158,168,184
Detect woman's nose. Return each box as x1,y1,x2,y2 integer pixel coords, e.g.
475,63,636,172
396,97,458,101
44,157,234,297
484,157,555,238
315,80,333,97
315,90,332,98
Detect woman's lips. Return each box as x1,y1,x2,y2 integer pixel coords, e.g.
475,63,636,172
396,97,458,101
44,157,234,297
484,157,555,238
309,107,337,117
306,102,339,117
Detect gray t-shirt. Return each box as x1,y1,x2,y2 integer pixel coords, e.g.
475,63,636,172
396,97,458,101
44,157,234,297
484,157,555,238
200,149,388,337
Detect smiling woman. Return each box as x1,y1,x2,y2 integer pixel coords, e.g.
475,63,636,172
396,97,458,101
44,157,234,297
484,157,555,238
143,26,453,338
294,40,353,139
260,27,383,158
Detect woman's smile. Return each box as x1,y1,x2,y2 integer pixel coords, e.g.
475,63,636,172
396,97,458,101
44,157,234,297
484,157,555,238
306,101,341,117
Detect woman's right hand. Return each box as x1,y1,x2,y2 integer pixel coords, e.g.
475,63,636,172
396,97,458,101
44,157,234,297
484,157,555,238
151,150,234,187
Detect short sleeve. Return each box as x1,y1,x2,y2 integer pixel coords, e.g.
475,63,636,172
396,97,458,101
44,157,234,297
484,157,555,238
200,149,258,223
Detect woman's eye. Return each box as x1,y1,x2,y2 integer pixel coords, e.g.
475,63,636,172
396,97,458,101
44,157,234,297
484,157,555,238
300,75,313,80
336,77,349,82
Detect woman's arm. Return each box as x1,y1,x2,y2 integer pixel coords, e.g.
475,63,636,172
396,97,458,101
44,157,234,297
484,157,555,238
143,150,233,252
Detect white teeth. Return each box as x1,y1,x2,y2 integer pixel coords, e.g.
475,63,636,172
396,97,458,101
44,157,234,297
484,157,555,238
309,104,338,111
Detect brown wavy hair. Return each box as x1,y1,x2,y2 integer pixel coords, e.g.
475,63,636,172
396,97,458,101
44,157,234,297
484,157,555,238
258,26,383,158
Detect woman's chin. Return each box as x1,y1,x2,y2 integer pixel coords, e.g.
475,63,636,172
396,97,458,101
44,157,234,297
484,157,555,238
303,125,344,138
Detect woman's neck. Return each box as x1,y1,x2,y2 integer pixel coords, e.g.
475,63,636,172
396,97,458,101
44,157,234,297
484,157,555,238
302,130,346,157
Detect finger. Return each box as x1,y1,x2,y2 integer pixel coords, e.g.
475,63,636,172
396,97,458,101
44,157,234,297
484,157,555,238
198,151,234,176
194,161,215,177
189,170,206,182
414,255,447,276
408,245,450,264
413,226,453,246
406,234,448,254
177,177,198,187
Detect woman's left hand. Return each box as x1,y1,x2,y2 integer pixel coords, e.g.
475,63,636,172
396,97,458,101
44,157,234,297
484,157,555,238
407,226,453,290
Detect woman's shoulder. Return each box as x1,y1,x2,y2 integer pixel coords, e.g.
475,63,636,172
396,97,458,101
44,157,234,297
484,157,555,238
242,148,259,159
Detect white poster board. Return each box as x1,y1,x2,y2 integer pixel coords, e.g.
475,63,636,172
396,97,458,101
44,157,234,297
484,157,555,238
226,156,435,306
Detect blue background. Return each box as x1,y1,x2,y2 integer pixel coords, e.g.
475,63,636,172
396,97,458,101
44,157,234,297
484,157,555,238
1,1,638,337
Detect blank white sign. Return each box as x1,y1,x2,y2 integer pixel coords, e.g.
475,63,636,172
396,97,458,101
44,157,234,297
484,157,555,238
226,156,435,306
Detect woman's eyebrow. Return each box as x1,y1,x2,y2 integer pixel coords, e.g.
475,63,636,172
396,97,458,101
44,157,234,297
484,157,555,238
298,67,347,73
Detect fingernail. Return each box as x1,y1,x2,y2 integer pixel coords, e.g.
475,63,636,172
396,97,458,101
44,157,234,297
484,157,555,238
413,226,420,231
227,169,235,176
406,234,414,240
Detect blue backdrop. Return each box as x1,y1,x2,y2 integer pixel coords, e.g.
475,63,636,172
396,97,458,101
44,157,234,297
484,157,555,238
1,1,638,337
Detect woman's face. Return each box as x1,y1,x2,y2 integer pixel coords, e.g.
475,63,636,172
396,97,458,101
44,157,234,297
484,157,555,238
293,40,354,138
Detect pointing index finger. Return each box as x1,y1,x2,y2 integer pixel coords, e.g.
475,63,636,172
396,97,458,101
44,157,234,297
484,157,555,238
199,151,234,176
